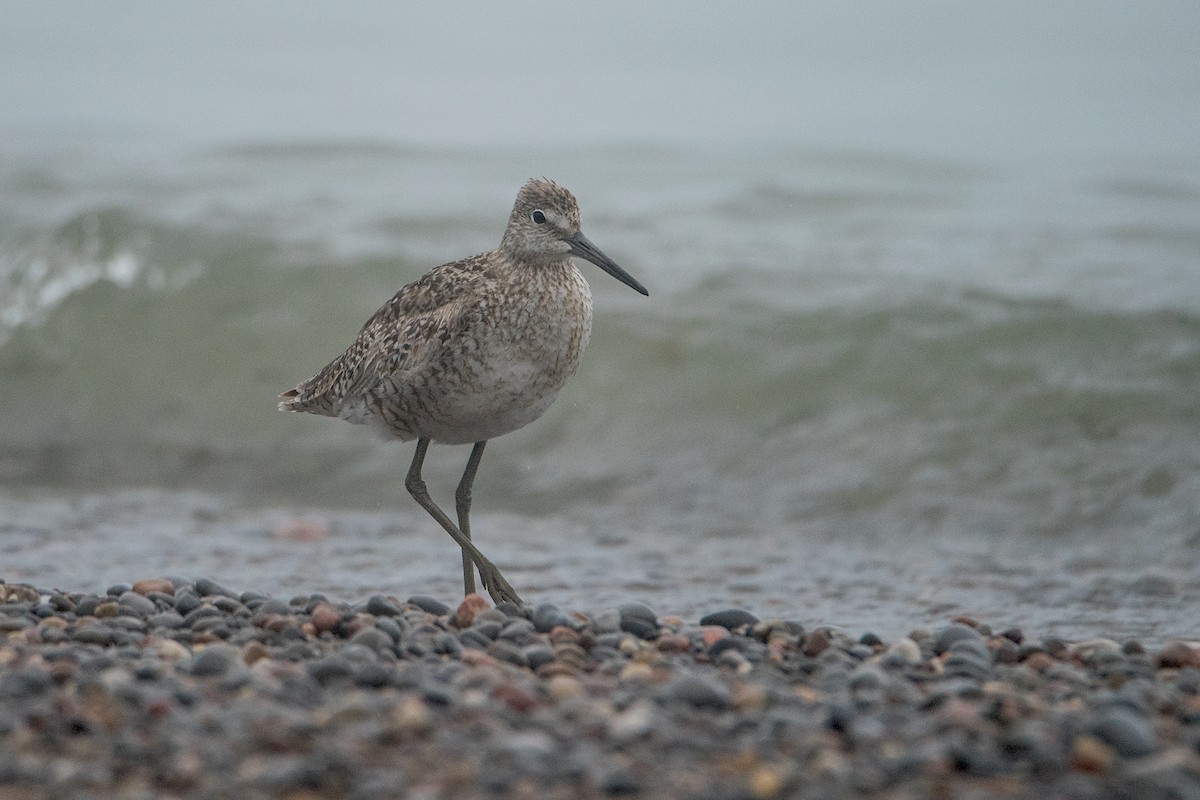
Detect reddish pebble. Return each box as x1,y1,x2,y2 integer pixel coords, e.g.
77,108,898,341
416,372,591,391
272,516,329,542
310,603,342,635
1023,651,1056,673
257,614,294,634
492,681,539,714
145,696,173,720
93,601,119,619
937,698,983,731
461,649,498,668
655,633,691,653
132,578,175,596
242,641,269,665
536,661,580,679
1071,735,1115,773
452,593,491,628
1157,641,1200,669
801,629,831,658
548,626,581,645
553,643,588,668
701,626,730,647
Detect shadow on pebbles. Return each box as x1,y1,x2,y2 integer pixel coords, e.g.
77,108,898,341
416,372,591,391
2,577,1200,799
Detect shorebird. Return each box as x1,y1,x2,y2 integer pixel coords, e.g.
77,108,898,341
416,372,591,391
279,179,648,605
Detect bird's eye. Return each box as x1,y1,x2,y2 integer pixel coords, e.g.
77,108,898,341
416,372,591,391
531,210,546,224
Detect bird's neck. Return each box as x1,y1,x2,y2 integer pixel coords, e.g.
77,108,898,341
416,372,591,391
495,241,572,272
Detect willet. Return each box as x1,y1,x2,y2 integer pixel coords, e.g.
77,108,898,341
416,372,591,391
279,179,648,605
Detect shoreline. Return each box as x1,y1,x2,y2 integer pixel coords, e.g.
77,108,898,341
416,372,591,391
4,487,1197,645
2,577,1199,799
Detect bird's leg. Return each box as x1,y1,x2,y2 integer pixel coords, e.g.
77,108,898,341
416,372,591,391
454,441,487,596
405,437,522,606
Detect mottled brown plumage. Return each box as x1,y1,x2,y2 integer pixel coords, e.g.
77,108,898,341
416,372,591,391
279,179,648,604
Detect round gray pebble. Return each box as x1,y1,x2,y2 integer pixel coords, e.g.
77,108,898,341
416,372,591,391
668,674,731,710
407,595,451,616
1090,707,1158,758
618,602,658,640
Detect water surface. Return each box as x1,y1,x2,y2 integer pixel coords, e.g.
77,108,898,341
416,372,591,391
2,5,1199,640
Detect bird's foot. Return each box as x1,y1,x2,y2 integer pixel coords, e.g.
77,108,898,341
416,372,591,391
477,560,522,606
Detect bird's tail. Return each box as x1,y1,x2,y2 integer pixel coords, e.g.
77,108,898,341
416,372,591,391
276,386,333,417
277,387,307,413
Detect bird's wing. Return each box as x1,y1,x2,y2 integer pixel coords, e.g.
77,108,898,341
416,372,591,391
279,255,489,414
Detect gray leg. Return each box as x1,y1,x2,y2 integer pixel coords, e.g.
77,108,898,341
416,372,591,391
455,441,487,596
405,437,521,605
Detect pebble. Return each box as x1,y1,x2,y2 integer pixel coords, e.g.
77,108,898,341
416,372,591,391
364,594,402,617
700,625,730,647
1158,641,1200,669
132,577,175,595
193,577,238,599
451,594,490,628
308,654,354,685
488,640,528,668
407,595,451,616
698,608,760,631
931,623,985,655
94,600,119,618
310,602,343,635
190,644,239,677
71,622,113,646
0,577,1188,799
498,618,536,642
459,628,492,650
353,662,395,689
668,673,731,710
522,644,556,670
989,635,1022,665
1074,638,1123,662
173,589,203,615
885,636,923,665
1072,734,1116,772
374,616,406,643
348,626,393,654
1089,707,1158,758
531,603,572,633
801,628,832,658
593,608,622,634
610,699,656,741
618,602,659,640
117,590,157,617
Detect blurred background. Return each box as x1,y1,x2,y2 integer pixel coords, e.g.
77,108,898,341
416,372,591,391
2,2,1199,636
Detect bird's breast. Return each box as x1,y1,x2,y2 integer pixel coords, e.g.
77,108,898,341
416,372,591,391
470,269,593,399
412,265,594,444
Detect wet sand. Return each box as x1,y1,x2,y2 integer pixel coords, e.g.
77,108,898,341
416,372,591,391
3,488,1198,643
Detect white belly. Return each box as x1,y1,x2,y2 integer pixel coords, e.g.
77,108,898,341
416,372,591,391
419,358,567,444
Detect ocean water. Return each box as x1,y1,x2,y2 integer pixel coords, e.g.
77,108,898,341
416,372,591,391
2,4,1199,638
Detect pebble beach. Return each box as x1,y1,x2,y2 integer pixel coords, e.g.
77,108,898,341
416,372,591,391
3,577,1200,799
4,7,1200,800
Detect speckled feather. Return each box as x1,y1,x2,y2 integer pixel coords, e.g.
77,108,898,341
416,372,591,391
279,179,615,445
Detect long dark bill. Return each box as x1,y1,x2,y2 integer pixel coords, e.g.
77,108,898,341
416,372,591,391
568,231,649,296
